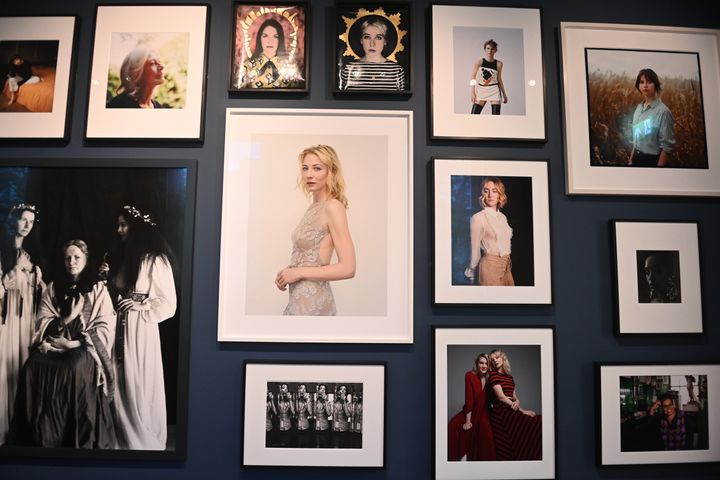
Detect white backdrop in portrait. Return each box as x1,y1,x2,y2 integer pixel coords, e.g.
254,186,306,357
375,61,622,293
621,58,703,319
244,133,388,316
453,27,526,115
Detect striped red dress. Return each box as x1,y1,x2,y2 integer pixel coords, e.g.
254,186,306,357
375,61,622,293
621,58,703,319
488,371,542,460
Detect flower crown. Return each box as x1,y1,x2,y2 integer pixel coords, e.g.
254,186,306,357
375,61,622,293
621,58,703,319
123,205,157,226
10,203,39,218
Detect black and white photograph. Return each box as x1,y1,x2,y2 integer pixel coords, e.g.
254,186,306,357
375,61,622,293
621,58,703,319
0,16,76,140
434,159,551,304
561,22,720,196
334,3,410,94
218,109,412,343
598,363,720,465
86,5,208,140
243,362,385,467
611,221,702,334
434,327,555,479
431,5,545,140
265,381,363,449
0,160,195,459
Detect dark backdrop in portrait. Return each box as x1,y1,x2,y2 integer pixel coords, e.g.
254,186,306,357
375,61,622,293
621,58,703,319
450,175,534,286
585,48,708,168
446,344,541,420
636,249,682,303
0,166,188,426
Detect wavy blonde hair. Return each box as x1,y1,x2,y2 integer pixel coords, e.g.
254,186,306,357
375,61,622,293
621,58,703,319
489,349,512,374
480,177,508,209
298,145,349,208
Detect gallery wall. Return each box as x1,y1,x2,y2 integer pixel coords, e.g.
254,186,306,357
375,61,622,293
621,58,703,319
1,0,719,478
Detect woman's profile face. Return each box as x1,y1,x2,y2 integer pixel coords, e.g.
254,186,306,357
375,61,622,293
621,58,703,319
302,153,329,194
117,215,129,241
64,244,87,279
15,210,36,238
260,25,280,58
477,356,489,374
361,25,386,61
140,52,164,88
482,181,500,209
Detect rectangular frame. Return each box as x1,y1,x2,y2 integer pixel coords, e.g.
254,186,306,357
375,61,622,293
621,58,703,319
430,5,546,140
333,2,411,95
434,326,556,479
218,108,413,343
243,361,385,467
610,220,703,334
0,16,77,141
85,4,209,140
229,2,309,92
433,159,551,304
597,362,720,465
561,22,720,196
0,158,196,460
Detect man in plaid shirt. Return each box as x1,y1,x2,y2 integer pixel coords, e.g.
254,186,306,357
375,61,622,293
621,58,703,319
649,394,687,450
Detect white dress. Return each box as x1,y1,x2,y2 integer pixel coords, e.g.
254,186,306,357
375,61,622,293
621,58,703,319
112,255,176,450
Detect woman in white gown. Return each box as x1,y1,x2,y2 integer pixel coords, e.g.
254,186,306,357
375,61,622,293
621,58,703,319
103,205,176,450
275,145,356,315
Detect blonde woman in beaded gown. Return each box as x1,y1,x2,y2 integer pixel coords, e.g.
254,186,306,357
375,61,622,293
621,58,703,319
275,145,356,315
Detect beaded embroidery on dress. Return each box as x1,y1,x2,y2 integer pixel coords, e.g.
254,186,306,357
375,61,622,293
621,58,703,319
283,201,336,315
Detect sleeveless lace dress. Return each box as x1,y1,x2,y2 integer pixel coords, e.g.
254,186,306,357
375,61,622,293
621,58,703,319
283,201,336,316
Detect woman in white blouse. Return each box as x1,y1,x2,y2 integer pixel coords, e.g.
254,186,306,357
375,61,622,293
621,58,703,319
464,177,515,286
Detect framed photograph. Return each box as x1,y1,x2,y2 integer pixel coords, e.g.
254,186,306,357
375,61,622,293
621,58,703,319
85,5,209,140
598,362,719,465
218,108,413,343
243,361,385,467
333,3,410,94
610,221,702,334
561,22,720,196
229,2,309,92
434,326,555,479
0,16,77,141
430,5,545,140
433,159,551,304
0,158,196,459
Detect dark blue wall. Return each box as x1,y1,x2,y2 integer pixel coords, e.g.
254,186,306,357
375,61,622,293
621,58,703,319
1,0,719,478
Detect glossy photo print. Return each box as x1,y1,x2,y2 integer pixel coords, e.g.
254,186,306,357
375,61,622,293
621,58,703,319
334,3,410,94
434,327,555,479
0,160,195,459
599,363,720,465
230,3,308,92
585,49,707,169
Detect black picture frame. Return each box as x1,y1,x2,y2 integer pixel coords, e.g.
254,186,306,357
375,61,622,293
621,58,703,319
333,2,411,96
229,2,310,93
0,158,196,460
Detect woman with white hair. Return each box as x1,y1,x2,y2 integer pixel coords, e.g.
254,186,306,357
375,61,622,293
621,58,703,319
107,46,165,109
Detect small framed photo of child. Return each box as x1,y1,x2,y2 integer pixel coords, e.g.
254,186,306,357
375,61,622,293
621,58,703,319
430,5,546,140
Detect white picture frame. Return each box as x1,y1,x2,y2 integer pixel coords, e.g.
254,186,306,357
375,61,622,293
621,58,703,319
243,361,385,467
0,16,76,140
560,22,720,196
433,159,551,304
611,221,703,334
430,5,546,141
218,108,413,343
598,363,719,465
85,5,208,140
434,326,556,479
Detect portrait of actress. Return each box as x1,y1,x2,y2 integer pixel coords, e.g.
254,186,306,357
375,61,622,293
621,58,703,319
469,39,508,115
241,18,301,89
275,145,356,315
339,17,406,91
447,353,496,461
627,68,675,167
107,46,166,109
464,177,515,286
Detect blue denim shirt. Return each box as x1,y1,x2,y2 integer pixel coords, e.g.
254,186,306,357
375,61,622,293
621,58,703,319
631,98,675,155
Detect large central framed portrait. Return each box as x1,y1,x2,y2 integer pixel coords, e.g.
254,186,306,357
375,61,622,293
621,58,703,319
218,108,413,343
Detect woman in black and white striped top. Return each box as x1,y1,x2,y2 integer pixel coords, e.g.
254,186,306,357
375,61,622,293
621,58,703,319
339,19,405,91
